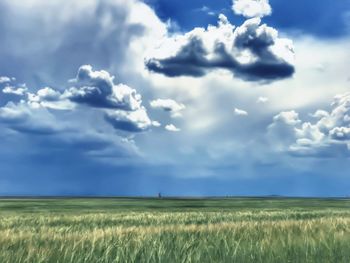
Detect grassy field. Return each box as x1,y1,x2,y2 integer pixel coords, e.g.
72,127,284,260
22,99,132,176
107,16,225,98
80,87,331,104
0,197,350,263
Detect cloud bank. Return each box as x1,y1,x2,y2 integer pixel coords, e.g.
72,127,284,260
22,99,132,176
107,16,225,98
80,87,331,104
1,65,154,134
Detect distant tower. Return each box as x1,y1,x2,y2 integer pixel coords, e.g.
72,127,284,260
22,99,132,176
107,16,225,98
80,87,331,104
158,192,162,198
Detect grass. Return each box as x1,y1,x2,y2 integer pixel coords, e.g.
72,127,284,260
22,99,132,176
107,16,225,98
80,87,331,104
0,197,349,262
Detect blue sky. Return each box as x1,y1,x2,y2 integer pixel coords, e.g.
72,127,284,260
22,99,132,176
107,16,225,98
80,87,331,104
146,0,350,37
0,0,350,196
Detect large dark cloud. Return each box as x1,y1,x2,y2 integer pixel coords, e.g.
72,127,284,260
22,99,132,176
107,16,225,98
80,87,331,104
146,16,295,81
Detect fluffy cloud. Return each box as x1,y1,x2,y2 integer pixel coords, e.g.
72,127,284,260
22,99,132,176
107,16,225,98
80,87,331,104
36,87,61,101
26,87,74,110
257,96,269,103
0,65,155,134
146,15,294,82
232,0,272,18
105,108,153,133
268,93,350,157
3,64,149,122
151,120,161,127
2,85,28,96
65,65,154,132
64,65,142,111
272,110,301,126
0,76,11,84
1,77,26,96
150,99,186,118
329,127,350,140
165,124,181,132
234,108,248,116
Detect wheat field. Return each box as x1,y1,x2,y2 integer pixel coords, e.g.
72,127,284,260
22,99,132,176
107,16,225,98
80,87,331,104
0,198,349,262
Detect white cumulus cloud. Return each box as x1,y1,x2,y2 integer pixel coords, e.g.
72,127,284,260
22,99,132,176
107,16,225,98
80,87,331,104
0,65,156,134
257,96,269,103
234,108,248,116
232,0,272,18
0,76,11,84
2,85,28,96
152,120,161,127
150,99,186,118
165,124,181,132
64,65,143,111
268,93,350,157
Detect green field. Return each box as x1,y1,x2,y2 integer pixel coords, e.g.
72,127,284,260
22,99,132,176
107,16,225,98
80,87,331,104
0,197,350,263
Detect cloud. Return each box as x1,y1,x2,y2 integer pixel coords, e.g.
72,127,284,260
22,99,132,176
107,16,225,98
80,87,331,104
257,96,269,103
151,120,161,127
0,99,140,160
146,15,294,82
0,101,61,134
4,64,148,114
105,108,153,133
165,124,181,132
1,0,349,189
0,76,11,84
0,0,166,89
36,87,61,101
0,102,30,123
329,127,350,141
272,110,301,126
27,87,74,110
64,65,154,132
0,64,155,135
1,77,26,96
196,6,216,16
267,93,350,157
150,99,186,117
64,65,142,111
2,85,28,96
234,108,248,116
310,110,329,119
232,0,272,18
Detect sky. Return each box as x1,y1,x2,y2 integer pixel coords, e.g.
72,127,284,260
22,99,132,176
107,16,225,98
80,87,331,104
1,0,350,196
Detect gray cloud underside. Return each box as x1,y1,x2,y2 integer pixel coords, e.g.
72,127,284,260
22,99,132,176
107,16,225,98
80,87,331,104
65,65,142,111
146,16,295,82
146,38,294,81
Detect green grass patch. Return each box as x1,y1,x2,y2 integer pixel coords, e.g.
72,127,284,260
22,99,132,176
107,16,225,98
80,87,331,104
0,197,349,262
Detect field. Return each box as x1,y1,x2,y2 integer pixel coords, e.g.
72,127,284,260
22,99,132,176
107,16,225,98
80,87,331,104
0,197,350,263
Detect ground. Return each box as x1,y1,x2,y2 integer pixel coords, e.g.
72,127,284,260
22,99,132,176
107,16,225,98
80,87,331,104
0,197,349,262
